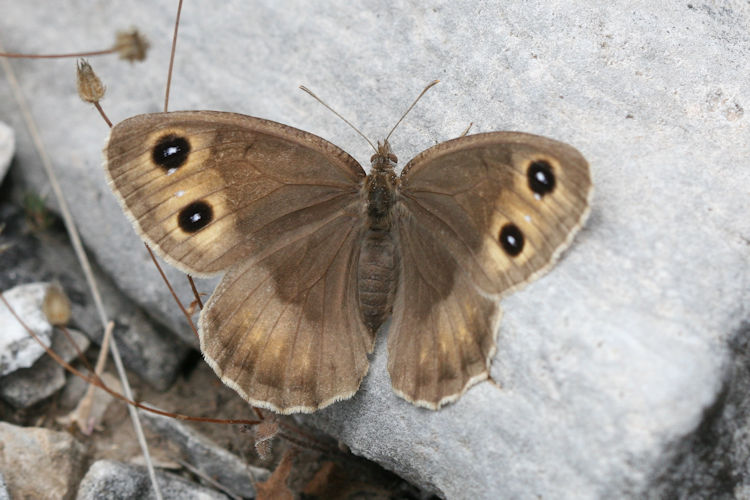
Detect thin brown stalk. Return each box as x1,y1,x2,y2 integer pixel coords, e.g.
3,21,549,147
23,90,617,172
0,48,115,59
187,275,203,310
164,0,184,112
145,245,200,342
59,324,100,383
93,101,113,128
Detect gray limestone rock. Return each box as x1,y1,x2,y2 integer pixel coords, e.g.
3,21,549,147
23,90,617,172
50,328,91,365
1,2,749,498
0,421,85,499
0,201,191,391
0,354,66,408
0,328,89,408
0,282,52,376
646,322,750,499
76,460,227,500
0,471,8,500
0,122,13,185
141,410,270,497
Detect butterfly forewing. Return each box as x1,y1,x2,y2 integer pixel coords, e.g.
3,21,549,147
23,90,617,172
104,111,366,276
398,132,592,295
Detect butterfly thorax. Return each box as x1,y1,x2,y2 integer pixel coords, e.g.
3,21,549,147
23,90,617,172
365,139,399,230
357,140,400,333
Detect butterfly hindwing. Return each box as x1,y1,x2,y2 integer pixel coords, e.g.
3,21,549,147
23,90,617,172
389,202,501,408
199,205,375,413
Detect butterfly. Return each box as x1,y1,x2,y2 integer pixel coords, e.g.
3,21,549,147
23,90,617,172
103,87,591,414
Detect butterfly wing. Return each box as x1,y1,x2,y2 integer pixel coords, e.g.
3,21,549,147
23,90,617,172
105,111,365,276
105,111,374,412
198,205,373,413
392,132,592,408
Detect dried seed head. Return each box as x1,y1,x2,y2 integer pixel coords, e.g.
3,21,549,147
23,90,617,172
76,59,105,103
114,29,149,62
43,282,72,326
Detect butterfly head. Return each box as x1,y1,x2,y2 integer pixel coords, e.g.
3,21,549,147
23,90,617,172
370,140,398,172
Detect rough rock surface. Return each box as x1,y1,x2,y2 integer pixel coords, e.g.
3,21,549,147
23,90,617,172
1,2,749,498
0,282,52,376
0,201,191,391
645,323,750,499
76,459,227,500
0,328,89,408
0,471,8,500
0,421,85,499
0,122,12,184
141,410,269,497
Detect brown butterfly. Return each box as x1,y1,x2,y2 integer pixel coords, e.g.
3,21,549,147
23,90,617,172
103,86,592,414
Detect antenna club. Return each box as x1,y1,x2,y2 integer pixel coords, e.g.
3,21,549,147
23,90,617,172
384,80,440,142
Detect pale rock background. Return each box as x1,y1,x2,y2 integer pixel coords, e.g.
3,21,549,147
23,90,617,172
1,1,749,498
0,121,13,183
0,284,52,375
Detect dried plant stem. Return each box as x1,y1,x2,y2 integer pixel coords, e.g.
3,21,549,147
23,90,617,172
162,0,204,314
59,325,99,382
93,102,113,128
145,245,200,342
0,48,116,59
75,320,114,430
164,0,184,113
0,44,163,500
187,275,203,309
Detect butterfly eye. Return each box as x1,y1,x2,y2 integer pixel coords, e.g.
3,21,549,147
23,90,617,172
527,160,555,196
499,223,524,256
178,201,213,233
388,153,398,164
153,134,191,171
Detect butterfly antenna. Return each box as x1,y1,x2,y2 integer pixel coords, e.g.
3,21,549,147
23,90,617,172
299,85,378,153
385,79,439,142
164,0,184,112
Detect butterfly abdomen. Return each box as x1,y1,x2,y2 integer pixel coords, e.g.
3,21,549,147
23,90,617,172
357,228,399,334
357,164,400,333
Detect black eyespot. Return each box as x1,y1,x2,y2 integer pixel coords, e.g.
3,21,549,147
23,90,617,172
527,160,555,196
178,201,213,233
153,135,190,171
499,223,524,256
